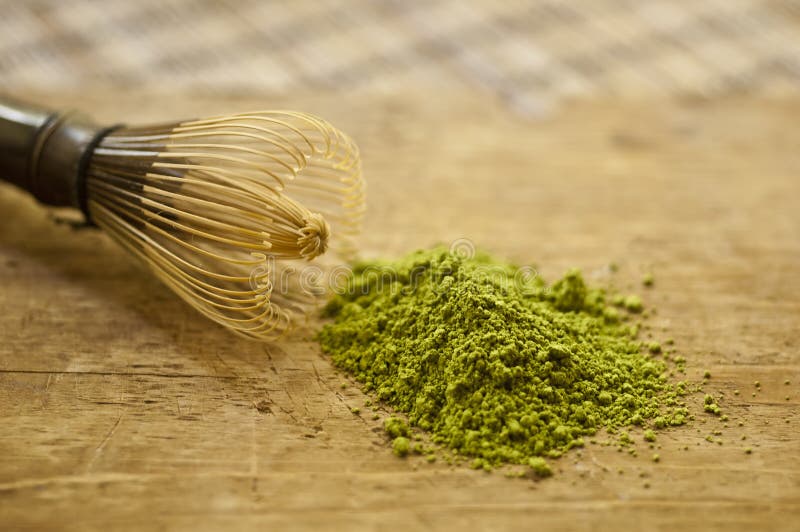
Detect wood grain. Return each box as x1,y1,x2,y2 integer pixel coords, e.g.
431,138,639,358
0,91,798,531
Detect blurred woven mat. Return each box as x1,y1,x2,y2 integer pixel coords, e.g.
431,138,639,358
2,0,800,115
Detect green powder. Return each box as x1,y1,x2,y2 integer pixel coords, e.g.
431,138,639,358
392,437,411,457
319,247,689,470
384,416,410,438
527,457,552,478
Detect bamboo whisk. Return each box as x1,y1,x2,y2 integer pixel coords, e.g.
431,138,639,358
0,98,365,339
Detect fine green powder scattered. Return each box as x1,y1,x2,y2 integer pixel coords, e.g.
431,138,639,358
319,247,689,470
392,436,411,457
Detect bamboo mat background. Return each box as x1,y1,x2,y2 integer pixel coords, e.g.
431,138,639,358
2,0,800,115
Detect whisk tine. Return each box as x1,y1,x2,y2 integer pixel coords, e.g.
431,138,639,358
87,110,364,339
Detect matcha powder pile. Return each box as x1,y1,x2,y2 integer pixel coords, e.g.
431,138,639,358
319,248,689,471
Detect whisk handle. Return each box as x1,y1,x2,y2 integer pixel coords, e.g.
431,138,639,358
0,97,53,193
0,96,105,215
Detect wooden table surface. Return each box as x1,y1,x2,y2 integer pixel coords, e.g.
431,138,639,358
0,91,798,531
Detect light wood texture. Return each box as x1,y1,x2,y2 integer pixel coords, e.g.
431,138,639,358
0,91,798,531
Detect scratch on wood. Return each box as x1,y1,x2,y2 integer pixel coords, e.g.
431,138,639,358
262,345,279,375
0,369,237,380
214,352,238,378
86,415,124,472
38,373,53,410
250,407,258,480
